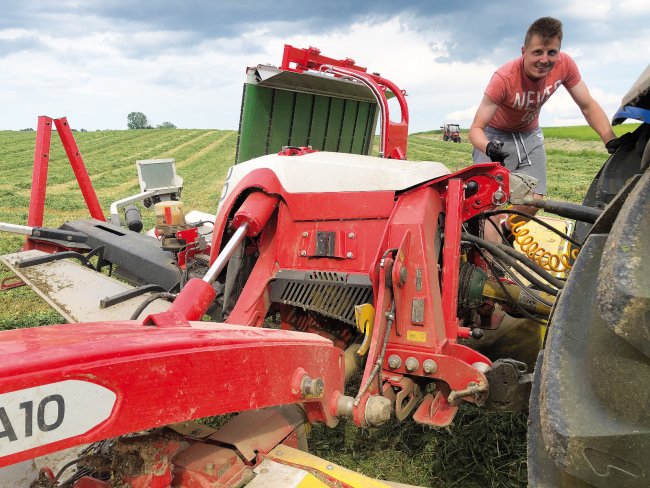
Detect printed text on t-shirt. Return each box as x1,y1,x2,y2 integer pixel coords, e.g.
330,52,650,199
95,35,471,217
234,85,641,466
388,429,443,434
513,80,563,110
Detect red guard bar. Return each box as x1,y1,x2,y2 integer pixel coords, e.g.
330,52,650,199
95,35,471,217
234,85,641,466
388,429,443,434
441,179,464,338
27,116,53,228
53,118,105,221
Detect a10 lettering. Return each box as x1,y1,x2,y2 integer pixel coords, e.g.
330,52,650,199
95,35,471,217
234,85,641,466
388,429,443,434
0,394,65,442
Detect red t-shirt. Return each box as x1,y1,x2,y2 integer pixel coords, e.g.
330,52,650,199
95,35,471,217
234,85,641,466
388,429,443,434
485,52,581,132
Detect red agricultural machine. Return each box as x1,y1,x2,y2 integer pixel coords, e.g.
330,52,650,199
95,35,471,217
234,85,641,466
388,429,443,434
0,47,648,488
441,123,461,143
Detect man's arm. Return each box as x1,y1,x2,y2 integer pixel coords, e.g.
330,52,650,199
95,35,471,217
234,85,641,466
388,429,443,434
567,80,616,144
469,95,500,153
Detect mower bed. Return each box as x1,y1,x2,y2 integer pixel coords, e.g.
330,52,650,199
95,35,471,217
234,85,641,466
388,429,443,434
1,250,169,322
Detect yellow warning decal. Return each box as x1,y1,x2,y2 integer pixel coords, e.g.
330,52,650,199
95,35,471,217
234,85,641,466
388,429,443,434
407,330,427,343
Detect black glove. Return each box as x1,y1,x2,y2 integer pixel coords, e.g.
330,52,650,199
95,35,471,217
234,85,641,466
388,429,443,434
486,140,510,164
605,132,636,154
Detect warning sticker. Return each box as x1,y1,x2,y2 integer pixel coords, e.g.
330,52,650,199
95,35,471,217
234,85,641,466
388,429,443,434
407,330,427,343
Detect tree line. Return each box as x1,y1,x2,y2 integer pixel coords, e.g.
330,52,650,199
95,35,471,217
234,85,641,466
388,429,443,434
127,112,176,130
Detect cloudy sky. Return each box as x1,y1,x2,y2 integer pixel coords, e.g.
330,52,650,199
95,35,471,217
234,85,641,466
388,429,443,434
1,0,648,133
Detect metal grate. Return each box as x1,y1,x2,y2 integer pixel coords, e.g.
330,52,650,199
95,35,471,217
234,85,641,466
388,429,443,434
270,270,373,326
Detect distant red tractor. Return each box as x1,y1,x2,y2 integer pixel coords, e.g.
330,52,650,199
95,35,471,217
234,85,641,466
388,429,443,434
441,123,461,142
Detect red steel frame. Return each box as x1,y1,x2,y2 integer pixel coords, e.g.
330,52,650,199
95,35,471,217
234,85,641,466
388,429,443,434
209,157,510,426
0,321,344,468
281,45,409,160
25,116,104,250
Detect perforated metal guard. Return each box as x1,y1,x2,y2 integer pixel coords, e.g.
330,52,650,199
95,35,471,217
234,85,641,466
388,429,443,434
270,270,373,325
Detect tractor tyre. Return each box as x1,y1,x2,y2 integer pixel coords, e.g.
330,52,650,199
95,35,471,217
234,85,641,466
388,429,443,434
528,129,650,487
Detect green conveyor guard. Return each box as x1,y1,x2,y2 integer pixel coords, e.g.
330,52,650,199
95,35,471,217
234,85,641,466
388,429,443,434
236,66,378,163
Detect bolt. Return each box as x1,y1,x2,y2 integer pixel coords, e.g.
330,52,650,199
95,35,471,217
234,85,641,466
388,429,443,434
405,357,419,372
302,231,308,237
399,266,408,285
300,250,307,256
470,328,484,339
33,230,40,237
348,232,355,238
387,354,402,369
301,376,324,398
423,359,437,374
326,465,334,471
346,251,353,258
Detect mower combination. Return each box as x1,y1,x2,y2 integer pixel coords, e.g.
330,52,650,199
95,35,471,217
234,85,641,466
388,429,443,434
0,47,648,488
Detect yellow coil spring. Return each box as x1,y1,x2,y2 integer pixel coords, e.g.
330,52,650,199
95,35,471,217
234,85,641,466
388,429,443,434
508,215,579,272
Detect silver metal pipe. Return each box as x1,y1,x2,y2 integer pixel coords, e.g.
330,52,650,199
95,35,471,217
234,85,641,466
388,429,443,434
202,223,249,284
0,222,33,235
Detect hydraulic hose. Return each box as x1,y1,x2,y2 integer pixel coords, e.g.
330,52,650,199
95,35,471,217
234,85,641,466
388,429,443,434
482,209,582,248
469,232,566,290
460,233,561,295
522,196,602,223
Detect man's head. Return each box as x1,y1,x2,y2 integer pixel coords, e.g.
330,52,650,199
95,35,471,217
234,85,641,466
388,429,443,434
521,17,563,80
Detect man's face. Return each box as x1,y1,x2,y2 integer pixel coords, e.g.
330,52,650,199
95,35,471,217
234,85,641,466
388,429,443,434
521,34,561,80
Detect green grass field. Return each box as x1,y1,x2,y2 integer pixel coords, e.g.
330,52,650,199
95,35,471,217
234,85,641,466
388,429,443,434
0,123,640,486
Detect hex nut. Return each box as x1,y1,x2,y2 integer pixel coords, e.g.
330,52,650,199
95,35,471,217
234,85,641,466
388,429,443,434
423,359,437,374
300,250,307,256
387,354,402,369
405,357,419,372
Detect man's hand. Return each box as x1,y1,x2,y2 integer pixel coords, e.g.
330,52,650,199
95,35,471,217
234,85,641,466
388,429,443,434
486,140,510,164
605,132,636,154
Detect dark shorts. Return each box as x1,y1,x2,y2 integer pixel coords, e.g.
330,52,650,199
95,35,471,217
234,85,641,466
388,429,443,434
472,126,547,195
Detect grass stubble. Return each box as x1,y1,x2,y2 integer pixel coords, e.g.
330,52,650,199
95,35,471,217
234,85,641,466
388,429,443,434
0,123,638,486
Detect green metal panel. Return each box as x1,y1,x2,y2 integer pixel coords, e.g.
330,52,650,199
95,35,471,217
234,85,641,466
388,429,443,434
236,84,274,163
324,98,345,152
363,104,378,155
269,90,295,154
308,96,330,150
289,93,313,147
236,67,381,163
350,102,371,154
338,100,359,153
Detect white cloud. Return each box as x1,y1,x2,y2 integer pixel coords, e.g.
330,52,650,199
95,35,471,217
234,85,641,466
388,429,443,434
444,105,479,127
559,1,612,20
0,7,646,134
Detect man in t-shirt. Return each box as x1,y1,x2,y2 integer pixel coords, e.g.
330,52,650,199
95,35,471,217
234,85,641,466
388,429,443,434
469,17,623,240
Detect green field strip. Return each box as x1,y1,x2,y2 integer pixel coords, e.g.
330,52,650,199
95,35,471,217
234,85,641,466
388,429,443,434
161,132,233,168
